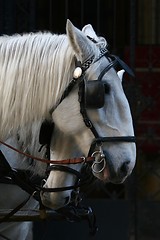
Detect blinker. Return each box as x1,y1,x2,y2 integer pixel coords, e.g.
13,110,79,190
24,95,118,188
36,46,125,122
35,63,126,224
85,80,105,109
39,120,54,145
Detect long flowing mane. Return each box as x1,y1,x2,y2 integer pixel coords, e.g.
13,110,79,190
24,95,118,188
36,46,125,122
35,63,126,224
0,32,75,140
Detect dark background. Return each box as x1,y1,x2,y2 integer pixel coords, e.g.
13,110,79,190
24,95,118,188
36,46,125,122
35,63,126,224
0,0,160,239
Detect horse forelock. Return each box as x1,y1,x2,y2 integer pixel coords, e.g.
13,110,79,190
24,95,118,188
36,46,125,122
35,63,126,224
0,32,76,139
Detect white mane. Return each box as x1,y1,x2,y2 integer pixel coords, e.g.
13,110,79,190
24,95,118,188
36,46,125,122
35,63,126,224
0,32,75,140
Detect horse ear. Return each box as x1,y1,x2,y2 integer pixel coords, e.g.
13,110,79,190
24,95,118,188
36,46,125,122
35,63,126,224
66,19,94,62
82,24,107,48
82,24,99,40
117,69,125,82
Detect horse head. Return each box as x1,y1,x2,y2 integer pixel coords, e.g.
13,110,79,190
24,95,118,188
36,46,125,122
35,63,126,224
41,20,136,209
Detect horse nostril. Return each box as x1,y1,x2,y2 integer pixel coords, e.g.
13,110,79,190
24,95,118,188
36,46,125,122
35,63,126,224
120,161,130,176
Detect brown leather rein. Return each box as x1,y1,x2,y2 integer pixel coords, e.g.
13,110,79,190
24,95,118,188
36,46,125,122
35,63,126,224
0,140,94,165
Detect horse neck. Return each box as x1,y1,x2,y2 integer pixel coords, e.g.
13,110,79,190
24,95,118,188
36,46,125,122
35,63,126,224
16,121,48,176
0,137,23,169
0,33,74,140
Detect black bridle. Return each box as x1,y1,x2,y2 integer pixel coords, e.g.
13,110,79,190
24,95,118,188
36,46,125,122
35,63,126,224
78,49,136,155
42,42,136,194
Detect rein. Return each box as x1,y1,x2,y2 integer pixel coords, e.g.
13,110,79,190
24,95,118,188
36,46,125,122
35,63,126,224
0,140,94,165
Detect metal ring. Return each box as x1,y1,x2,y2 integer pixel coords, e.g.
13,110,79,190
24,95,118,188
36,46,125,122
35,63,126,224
81,156,86,163
91,150,101,159
91,158,106,173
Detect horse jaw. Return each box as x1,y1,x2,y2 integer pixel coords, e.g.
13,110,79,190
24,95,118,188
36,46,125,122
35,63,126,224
40,132,82,210
41,168,75,210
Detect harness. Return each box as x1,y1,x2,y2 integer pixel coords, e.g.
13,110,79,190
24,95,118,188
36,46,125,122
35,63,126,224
0,39,136,235
43,42,136,192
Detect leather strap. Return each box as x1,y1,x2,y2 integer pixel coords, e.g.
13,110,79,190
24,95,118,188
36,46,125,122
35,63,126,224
0,140,94,164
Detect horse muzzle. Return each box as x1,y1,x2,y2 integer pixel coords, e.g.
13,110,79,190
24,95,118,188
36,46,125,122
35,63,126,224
40,189,71,210
91,150,134,184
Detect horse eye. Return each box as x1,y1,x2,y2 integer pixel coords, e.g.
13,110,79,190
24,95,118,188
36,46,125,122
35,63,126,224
104,83,110,94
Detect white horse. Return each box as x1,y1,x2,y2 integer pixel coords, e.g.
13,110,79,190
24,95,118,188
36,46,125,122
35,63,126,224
0,20,136,213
